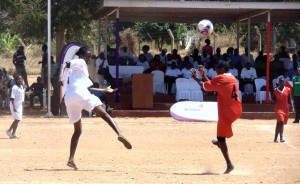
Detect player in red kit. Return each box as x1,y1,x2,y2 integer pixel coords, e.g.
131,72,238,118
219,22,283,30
273,77,293,143
191,61,242,174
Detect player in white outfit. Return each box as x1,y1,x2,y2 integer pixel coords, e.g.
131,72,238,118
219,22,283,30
61,46,132,169
6,74,25,139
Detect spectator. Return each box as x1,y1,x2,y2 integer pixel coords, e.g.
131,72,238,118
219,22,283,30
202,39,213,56
270,54,285,81
96,52,109,88
0,68,10,109
178,56,191,70
170,49,182,65
201,50,211,66
255,51,267,78
292,54,300,70
38,44,48,83
13,46,29,87
241,47,255,68
28,76,44,109
142,45,153,62
181,61,194,79
207,64,218,79
119,46,134,63
165,62,182,95
50,56,60,97
159,48,168,65
221,53,231,63
213,47,223,63
226,47,234,57
278,46,290,59
240,62,257,94
149,54,165,72
96,52,115,89
136,54,151,73
230,48,242,68
292,67,300,123
229,62,238,79
190,48,201,65
289,61,298,79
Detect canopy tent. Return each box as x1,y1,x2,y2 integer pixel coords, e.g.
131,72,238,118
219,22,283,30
92,0,300,103
92,1,300,23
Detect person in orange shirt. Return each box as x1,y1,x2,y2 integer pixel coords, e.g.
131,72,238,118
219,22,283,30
273,77,293,143
191,61,242,174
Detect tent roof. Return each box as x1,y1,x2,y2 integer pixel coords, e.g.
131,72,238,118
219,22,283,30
93,0,300,23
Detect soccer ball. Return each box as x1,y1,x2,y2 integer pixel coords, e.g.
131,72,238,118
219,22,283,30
197,19,213,36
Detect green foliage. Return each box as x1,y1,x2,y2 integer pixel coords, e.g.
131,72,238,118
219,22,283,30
0,31,20,54
52,0,103,43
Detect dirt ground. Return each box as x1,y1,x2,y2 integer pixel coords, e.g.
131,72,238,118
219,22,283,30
0,116,300,184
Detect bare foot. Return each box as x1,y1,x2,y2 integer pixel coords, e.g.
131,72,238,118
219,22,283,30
67,160,78,170
224,163,234,174
118,135,132,149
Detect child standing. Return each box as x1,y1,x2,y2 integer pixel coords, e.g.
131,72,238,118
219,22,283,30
6,74,25,139
273,77,293,143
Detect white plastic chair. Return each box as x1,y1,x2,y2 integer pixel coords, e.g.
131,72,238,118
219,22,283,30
254,78,272,104
151,70,166,94
188,78,203,101
175,78,190,101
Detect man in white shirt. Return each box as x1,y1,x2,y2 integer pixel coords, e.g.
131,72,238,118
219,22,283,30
207,66,217,79
119,46,133,65
142,45,153,62
229,62,239,79
181,62,194,79
240,62,257,94
165,62,182,94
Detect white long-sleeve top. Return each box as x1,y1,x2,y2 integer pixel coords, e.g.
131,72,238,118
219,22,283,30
240,67,257,80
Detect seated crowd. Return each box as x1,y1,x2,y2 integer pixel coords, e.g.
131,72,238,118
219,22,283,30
98,41,300,98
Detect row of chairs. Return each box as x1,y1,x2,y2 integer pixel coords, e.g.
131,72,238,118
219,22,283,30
152,70,244,102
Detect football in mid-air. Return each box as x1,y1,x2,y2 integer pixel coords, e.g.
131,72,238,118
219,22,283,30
198,19,213,36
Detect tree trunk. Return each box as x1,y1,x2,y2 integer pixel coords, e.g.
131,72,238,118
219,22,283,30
55,24,65,63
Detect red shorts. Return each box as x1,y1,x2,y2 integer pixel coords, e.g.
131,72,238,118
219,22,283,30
276,113,288,124
217,111,242,138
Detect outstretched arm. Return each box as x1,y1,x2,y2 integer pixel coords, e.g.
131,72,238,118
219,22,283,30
89,86,118,93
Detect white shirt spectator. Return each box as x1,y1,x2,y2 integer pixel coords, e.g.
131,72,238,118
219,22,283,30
229,68,238,78
181,67,204,79
165,68,181,77
136,61,150,71
207,68,217,79
144,53,153,62
240,67,257,80
119,51,133,59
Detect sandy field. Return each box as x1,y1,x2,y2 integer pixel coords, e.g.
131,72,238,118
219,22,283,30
0,115,300,184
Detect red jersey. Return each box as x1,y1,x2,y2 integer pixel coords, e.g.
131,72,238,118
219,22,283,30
203,73,242,138
274,86,290,124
